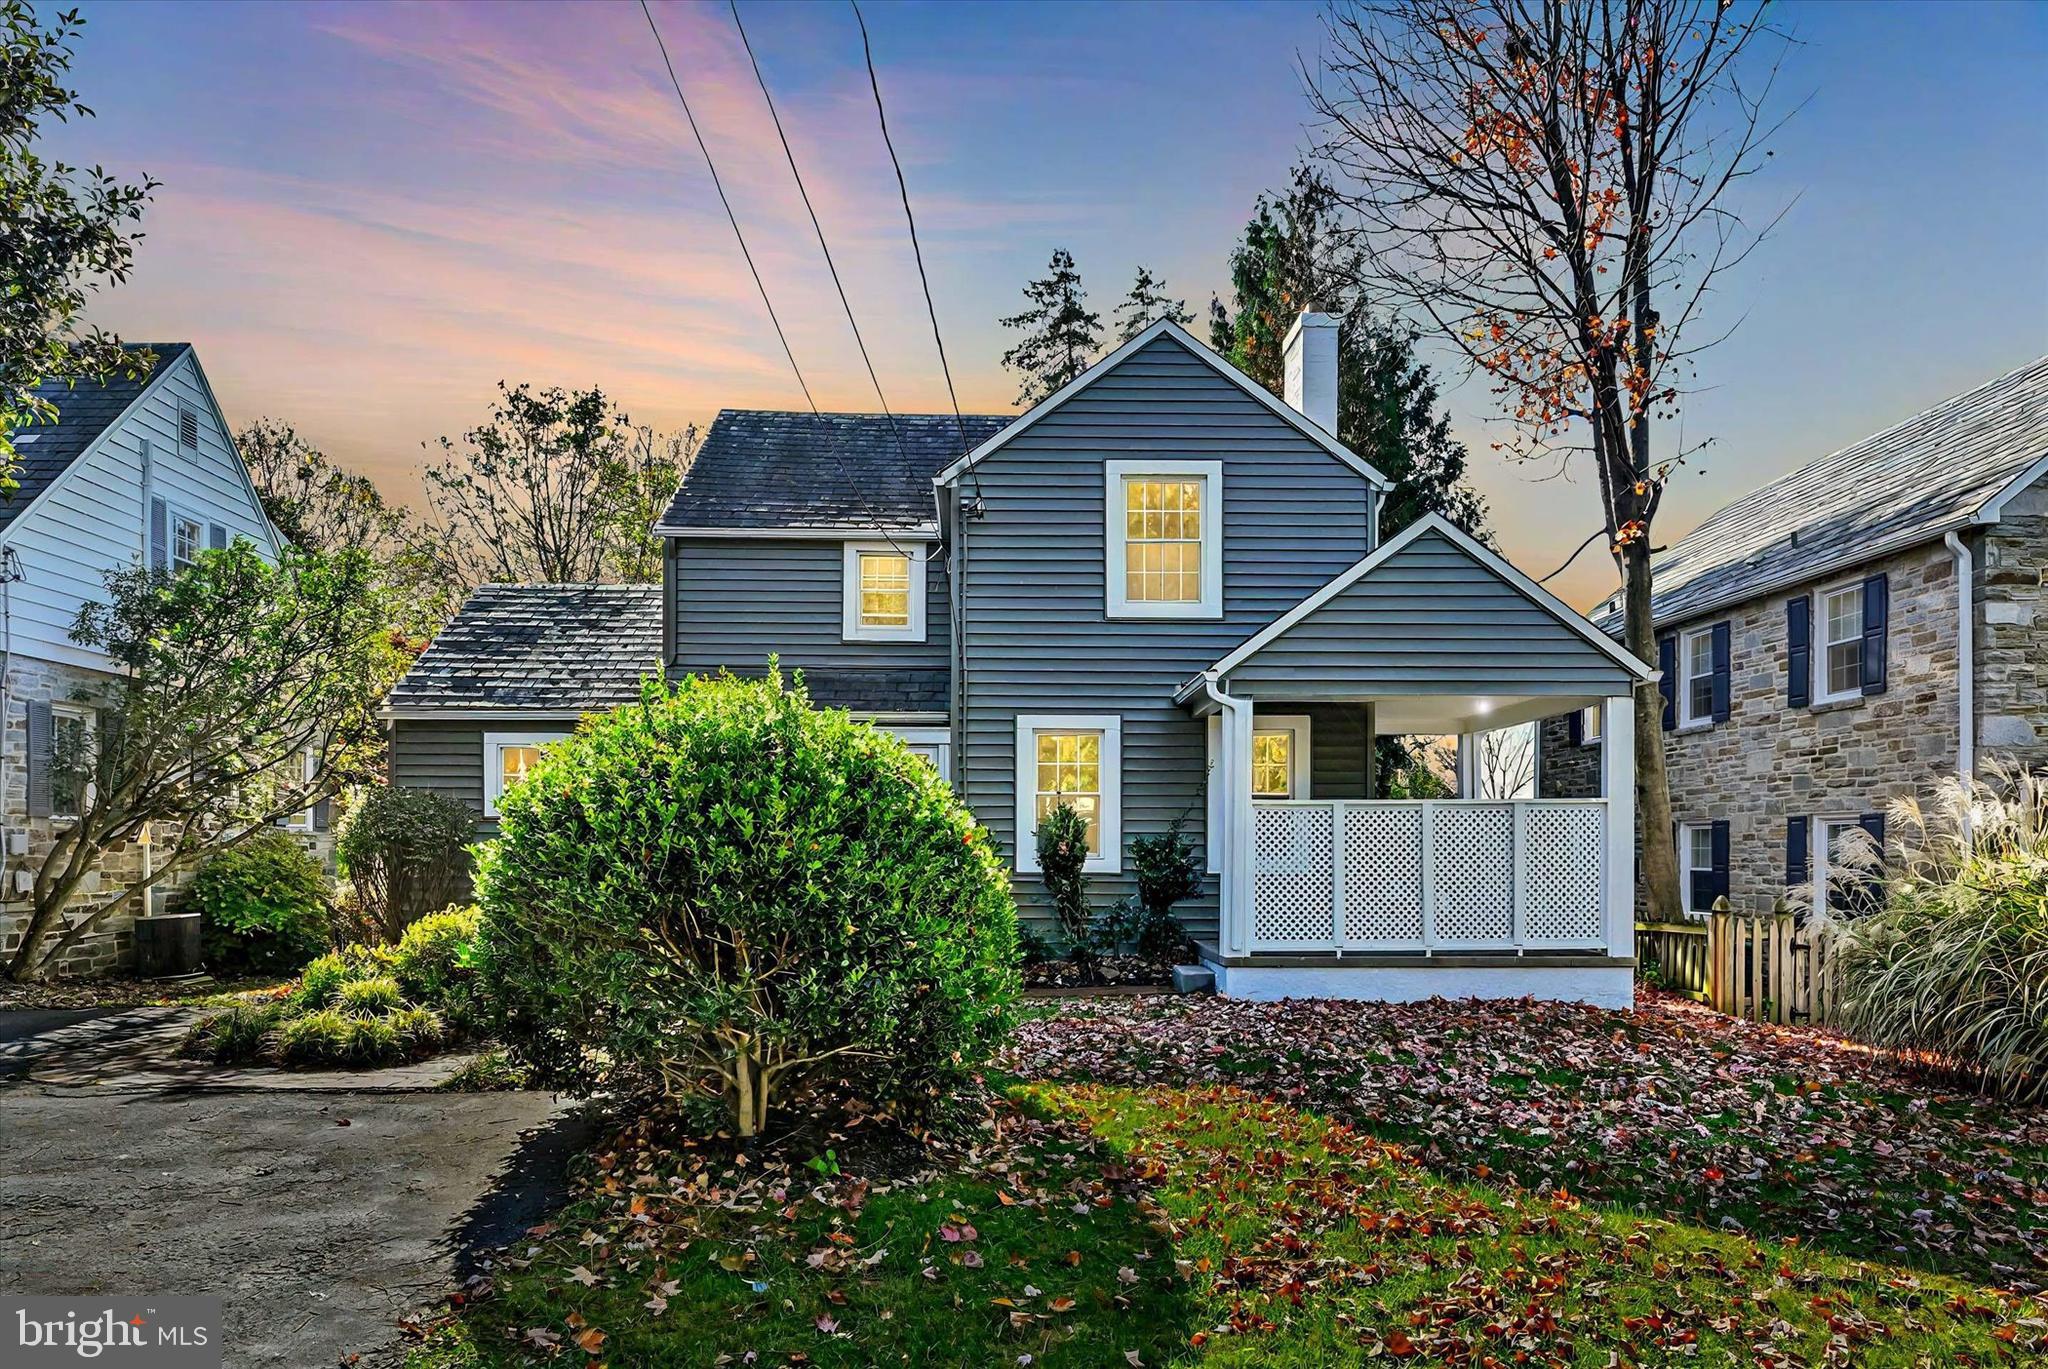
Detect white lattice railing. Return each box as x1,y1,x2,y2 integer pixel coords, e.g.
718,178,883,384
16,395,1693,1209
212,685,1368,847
1250,800,1608,954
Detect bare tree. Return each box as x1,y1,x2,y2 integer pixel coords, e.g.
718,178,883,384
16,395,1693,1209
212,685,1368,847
1306,0,1789,919
414,383,697,593
1476,723,1537,800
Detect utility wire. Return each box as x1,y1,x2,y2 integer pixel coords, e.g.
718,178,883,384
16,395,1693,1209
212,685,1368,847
849,0,976,499
640,0,914,559
728,0,928,560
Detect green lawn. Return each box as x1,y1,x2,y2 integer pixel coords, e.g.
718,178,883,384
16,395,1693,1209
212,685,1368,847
408,1075,2044,1367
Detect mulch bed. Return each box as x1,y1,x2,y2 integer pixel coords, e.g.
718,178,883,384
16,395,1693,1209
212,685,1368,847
0,972,282,1012
1019,955,1177,991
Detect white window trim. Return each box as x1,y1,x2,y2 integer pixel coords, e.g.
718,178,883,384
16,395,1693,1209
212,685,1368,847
285,745,319,831
49,702,96,823
1679,821,1715,918
1251,713,1313,800
1812,814,1862,918
1813,579,1866,706
841,540,928,642
1580,704,1602,745
482,731,567,818
1104,458,1223,620
880,724,951,782
168,503,205,572
1014,713,1122,875
1677,624,1717,729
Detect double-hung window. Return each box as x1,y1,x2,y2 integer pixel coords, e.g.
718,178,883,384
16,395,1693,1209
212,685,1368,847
483,732,564,818
1678,626,1715,727
49,704,96,822
1104,460,1222,619
842,541,927,641
1251,715,1312,800
171,512,203,571
1580,705,1602,744
1014,714,1122,874
285,745,319,831
1681,823,1716,917
1813,816,1864,917
1816,582,1865,704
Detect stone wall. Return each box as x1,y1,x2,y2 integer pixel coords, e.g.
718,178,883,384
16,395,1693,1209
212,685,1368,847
1977,484,2048,772
0,656,146,977
1538,714,1601,799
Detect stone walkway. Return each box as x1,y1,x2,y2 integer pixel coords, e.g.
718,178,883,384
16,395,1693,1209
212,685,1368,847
0,1007,592,1367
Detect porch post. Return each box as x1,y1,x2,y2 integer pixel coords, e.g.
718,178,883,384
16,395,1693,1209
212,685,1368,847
1224,697,1256,956
1601,692,1636,957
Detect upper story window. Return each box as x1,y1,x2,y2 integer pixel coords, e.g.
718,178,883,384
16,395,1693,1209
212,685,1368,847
1104,459,1222,619
1014,713,1122,874
841,541,927,642
1679,626,1716,726
1816,582,1865,704
171,513,203,571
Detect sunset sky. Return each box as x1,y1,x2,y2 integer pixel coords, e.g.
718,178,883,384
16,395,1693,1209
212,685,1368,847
44,0,2048,608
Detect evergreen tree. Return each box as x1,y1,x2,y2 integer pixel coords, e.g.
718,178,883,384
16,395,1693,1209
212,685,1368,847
999,249,1102,406
1112,266,1193,342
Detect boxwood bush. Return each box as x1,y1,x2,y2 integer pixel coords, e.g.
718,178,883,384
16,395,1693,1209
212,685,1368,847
191,831,333,973
474,672,1020,1137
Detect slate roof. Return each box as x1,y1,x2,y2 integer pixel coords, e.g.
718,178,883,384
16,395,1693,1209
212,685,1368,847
1596,356,2048,632
3,344,190,531
656,410,1011,532
385,584,664,713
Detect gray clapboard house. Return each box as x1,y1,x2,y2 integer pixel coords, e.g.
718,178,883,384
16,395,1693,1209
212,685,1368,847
386,316,1651,1006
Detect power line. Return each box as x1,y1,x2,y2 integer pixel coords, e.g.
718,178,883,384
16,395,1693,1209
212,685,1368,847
849,0,974,491
638,0,912,558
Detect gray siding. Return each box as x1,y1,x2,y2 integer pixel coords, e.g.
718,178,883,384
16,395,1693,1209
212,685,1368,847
1223,528,1638,697
668,536,950,712
956,332,1380,938
390,720,489,831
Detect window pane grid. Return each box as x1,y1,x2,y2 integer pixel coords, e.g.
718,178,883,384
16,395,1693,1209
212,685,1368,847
1821,587,1864,696
1251,731,1293,797
857,552,911,627
499,745,543,792
1032,731,1102,853
1123,477,1203,603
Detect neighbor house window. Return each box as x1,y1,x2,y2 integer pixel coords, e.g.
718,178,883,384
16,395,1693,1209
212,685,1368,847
1813,816,1863,917
1580,705,1602,744
1679,626,1716,727
285,745,319,831
1014,714,1122,874
1251,715,1312,800
49,704,95,822
483,732,565,818
1681,823,1716,917
1104,459,1222,619
841,541,927,641
171,513,202,571
1816,582,1865,704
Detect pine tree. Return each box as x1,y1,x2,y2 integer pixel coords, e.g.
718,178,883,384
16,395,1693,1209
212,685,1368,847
1112,266,1194,342
999,249,1103,406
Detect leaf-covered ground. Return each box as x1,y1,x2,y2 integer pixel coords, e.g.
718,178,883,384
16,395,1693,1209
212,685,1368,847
407,995,2048,1368
1002,991,2048,1288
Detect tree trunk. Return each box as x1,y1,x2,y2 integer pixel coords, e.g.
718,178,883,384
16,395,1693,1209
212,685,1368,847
1624,540,1683,922
730,1048,771,1139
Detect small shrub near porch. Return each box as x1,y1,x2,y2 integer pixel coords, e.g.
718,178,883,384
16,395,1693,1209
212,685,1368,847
473,673,1020,1138
190,831,333,974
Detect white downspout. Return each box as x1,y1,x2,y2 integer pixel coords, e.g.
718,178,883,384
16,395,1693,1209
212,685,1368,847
1200,673,1252,958
1945,531,1974,787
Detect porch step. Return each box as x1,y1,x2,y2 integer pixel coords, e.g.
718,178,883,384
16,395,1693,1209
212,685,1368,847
1170,964,1216,995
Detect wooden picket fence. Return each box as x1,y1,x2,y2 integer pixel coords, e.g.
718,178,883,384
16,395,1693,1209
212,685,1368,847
1705,905,1843,1027
1634,920,1710,1001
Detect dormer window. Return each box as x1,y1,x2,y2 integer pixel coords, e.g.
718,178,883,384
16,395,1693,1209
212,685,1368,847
842,541,927,642
1104,459,1222,619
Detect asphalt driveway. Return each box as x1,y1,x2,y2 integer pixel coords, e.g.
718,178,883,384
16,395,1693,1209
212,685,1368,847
0,1009,592,1368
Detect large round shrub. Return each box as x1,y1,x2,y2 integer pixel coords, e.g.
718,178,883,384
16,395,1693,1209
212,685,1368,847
337,785,474,941
474,673,1020,1136
191,831,332,973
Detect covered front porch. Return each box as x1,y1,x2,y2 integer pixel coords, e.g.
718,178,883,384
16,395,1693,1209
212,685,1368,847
1174,517,1654,1008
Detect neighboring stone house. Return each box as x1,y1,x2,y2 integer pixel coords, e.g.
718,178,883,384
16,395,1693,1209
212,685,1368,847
388,317,1651,1006
1540,356,2048,919
0,345,301,975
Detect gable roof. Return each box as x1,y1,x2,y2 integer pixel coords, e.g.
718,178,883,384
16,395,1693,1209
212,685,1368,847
384,583,664,716
2,344,191,532
1596,355,2048,632
933,320,1393,491
1180,513,1652,703
655,410,1011,535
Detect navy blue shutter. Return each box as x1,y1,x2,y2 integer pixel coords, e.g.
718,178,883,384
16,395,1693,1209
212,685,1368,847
149,499,169,570
1710,621,1732,723
1710,819,1731,906
1860,573,1889,695
1658,635,1677,731
1567,710,1584,745
1856,811,1887,912
1786,816,1809,890
1787,595,1811,708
